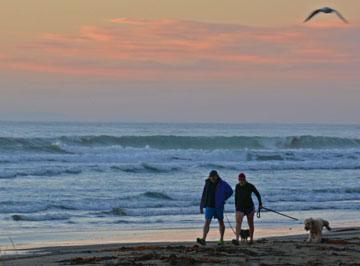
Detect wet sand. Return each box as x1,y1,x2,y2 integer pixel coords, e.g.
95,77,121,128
1,227,359,266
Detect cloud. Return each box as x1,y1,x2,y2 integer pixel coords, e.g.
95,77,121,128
0,53,8,60
110,18,175,26
1,18,360,80
80,26,113,42
303,19,351,29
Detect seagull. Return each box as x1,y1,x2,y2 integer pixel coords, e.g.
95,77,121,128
304,7,348,23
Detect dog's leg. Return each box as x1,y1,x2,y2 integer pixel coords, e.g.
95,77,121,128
310,231,319,243
323,220,331,231
307,233,312,242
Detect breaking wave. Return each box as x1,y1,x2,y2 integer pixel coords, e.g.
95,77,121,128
110,163,181,173
0,137,70,153
11,214,70,222
99,208,127,216
1,135,360,152
313,187,360,194
133,192,174,200
0,167,82,179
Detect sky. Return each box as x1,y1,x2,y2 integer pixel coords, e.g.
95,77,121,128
0,0,360,123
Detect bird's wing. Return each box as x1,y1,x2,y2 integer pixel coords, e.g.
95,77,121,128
333,10,349,23
304,9,322,22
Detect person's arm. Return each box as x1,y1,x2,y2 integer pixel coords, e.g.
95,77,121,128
252,184,262,208
224,181,233,201
235,184,239,209
200,182,207,212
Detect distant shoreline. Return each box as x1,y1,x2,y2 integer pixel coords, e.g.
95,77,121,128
1,120,360,126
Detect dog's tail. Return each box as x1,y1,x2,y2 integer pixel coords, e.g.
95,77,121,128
323,220,331,231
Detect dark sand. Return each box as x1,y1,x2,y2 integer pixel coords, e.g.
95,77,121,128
1,227,359,266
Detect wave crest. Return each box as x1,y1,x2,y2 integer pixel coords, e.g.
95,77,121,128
111,163,181,173
0,167,82,179
11,214,70,222
0,137,70,153
2,135,360,152
141,192,173,200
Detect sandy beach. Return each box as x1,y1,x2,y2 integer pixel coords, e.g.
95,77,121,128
1,227,359,266
2,0,360,264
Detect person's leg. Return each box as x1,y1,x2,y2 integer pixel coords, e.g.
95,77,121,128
218,219,225,242
202,208,214,240
246,211,255,243
215,207,225,243
235,211,245,242
202,219,211,240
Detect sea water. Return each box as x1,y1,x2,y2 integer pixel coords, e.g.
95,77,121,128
0,122,359,245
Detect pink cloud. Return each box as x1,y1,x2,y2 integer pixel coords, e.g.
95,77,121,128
304,19,351,29
1,18,359,80
80,26,112,42
0,53,7,60
110,18,175,26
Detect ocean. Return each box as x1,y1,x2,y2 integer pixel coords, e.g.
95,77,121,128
0,121,359,245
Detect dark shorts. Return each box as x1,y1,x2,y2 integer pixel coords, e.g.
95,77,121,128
236,205,255,215
205,207,224,220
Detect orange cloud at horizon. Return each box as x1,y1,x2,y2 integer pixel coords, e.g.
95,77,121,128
1,18,359,81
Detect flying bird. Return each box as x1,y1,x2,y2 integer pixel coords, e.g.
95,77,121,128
304,7,348,23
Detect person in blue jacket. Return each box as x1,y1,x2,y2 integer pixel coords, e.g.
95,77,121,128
197,170,233,246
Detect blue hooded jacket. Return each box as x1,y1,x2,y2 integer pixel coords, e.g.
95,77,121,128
200,177,233,209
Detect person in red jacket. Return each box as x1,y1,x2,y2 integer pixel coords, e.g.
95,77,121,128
232,173,262,245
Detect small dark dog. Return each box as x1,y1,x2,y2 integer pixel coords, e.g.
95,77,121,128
240,229,250,242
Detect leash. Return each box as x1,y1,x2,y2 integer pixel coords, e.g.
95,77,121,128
258,206,299,221
225,206,299,237
225,213,237,236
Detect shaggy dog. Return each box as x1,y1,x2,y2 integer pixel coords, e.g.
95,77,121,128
240,229,250,242
304,218,331,243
